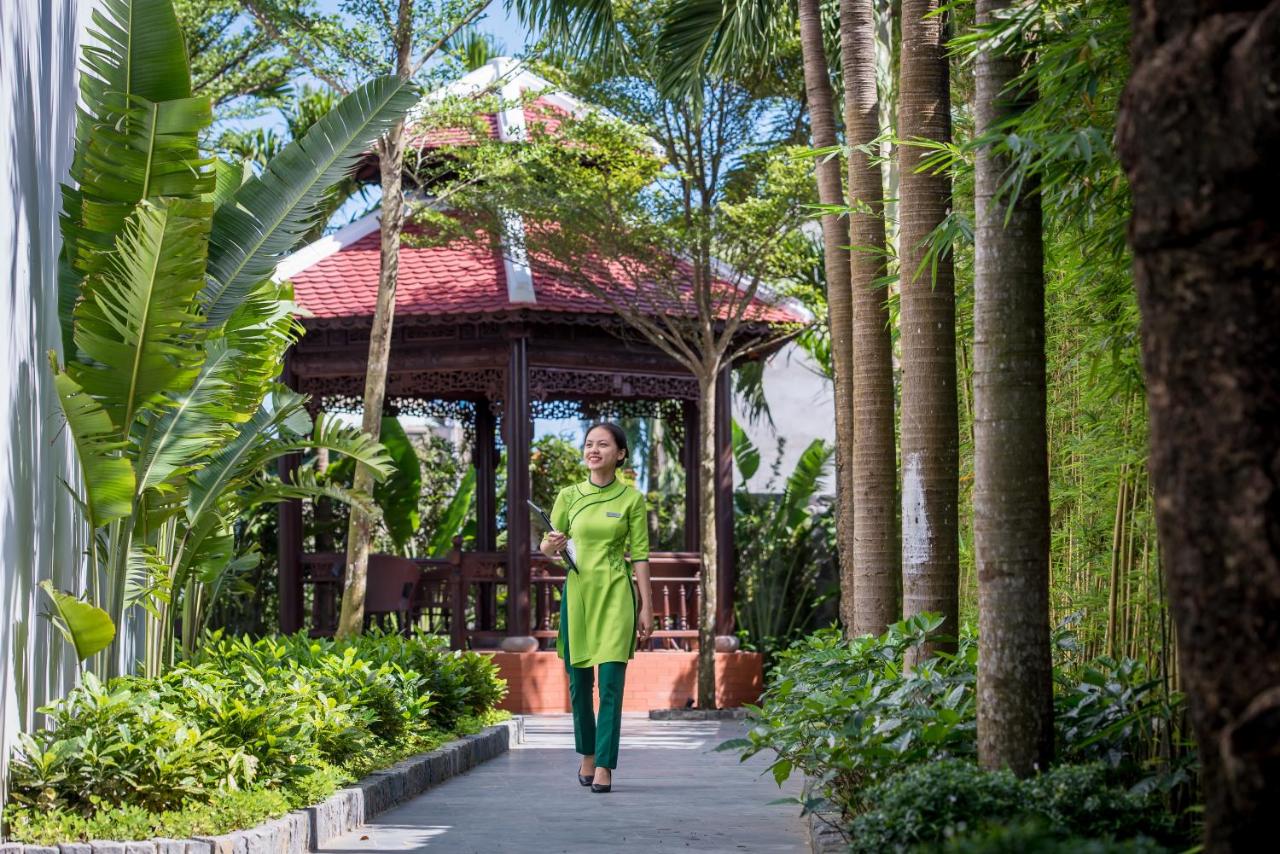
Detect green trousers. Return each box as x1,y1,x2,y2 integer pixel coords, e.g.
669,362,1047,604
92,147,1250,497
561,593,627,769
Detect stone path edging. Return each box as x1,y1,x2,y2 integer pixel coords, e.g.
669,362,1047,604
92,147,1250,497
1,719,526,854
802,776,849,854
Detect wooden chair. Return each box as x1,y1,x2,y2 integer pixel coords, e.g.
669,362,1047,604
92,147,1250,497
363,554,423,634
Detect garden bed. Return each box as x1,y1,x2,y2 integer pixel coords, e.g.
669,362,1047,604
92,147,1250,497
4,632,511,848
0,719,523,854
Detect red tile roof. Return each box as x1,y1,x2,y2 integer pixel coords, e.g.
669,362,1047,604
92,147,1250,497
404,98,567,150
287,224,805,327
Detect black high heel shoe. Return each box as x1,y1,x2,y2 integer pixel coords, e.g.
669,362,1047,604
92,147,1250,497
590,771,612,793
577,761,593,786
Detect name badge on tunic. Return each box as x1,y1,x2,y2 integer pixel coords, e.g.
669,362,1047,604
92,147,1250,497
606,511,622,517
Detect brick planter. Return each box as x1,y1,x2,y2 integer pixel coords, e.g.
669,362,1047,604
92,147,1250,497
486,650,764,713
1,719,525,854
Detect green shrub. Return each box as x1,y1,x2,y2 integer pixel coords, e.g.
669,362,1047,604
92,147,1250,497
8,630,508,837
1055,654,1194,797
742,615,1195,821
737,614,977,812
5,785,294,845
936,819,1168,854
844,761,1173,854
457,647,507,714
154,665,320,788
8,674,243,814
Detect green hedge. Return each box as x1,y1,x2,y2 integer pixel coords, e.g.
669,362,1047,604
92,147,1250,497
732,614,1195,848
845,761,1174,853
5,630,507,843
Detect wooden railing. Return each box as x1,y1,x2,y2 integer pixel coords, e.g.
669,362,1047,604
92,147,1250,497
300,550,703,650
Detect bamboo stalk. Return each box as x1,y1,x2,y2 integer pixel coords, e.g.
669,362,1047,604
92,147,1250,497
1106,465,1128,659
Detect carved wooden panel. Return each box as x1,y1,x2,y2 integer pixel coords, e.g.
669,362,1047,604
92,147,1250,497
529,367,698,402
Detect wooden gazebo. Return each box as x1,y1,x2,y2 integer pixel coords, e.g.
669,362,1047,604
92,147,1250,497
271,60,803,669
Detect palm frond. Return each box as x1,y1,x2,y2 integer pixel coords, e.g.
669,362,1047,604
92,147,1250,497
656,0,790,96
202,75,420,324
513,0,624,64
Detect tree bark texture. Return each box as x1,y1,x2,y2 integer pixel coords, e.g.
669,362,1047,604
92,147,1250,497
841,0,899,636
337,0,414,638
698,373,719,708
898,0,958,658
798,0,858,631
1116,2,1280,848
972,0,1053,777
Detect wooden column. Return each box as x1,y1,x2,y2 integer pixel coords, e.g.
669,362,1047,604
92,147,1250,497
474,401,498,631
505,335,532,637
682,399,701,551
475,401,498,551
277,450,304,634
714,367,735,636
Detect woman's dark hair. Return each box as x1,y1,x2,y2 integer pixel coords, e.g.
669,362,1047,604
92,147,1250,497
583,421,629,462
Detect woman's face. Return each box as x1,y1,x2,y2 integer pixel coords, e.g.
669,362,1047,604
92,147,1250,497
583,427,625,475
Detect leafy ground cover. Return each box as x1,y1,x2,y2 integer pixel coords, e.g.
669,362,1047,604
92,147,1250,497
5,631,507,844
732,615,1196,851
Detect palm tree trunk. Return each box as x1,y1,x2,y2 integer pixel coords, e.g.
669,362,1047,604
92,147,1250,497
697,370,719,708
337,0,413,638
797,0,857,632
972,0,1052,776
841,0,898,636
1116,5,1280,847
898,0,958,659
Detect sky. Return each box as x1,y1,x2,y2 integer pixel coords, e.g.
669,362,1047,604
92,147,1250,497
313,0,532,60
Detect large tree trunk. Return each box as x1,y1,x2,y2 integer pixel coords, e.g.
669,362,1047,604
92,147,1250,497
797,0,858,631
897,0,958,658
337,0,413,638
697,371,719,708
1116,2,1280,847
972,0,1052,777
841,0,898,636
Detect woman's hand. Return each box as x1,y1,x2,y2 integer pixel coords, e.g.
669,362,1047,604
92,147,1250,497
637,603,654,641
540,531,567,558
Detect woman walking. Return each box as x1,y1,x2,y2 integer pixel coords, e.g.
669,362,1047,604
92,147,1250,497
539,422,653,793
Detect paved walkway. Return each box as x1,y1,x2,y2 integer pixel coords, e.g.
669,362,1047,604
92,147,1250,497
319,714,807,854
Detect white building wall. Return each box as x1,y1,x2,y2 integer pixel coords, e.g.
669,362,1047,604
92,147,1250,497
733,342,836,495
0,0,90,807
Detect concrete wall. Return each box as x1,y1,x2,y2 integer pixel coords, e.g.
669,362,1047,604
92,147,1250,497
0,0,89,806
733,342,836,495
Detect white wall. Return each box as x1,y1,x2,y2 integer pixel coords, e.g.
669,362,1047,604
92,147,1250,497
0,0,89,808
734,342,836,495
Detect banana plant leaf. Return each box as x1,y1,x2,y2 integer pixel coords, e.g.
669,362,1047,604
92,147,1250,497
40,581,116,661
731,419,761,481
203,75,421,324
428,466,477,558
